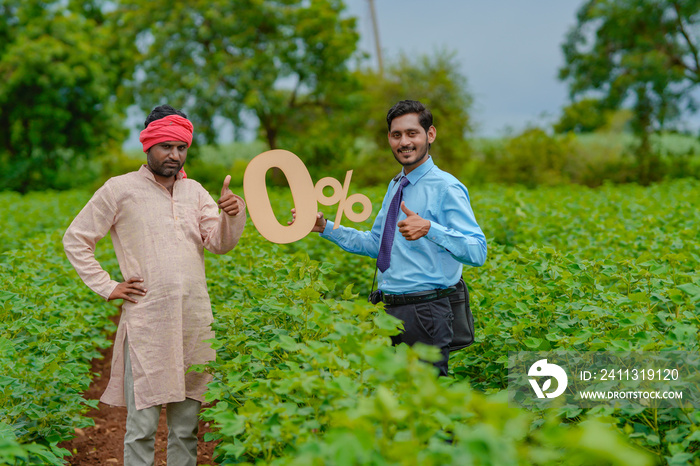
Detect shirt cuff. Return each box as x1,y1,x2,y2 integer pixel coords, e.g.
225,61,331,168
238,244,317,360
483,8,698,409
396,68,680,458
425,220,442,243
320,219,335,236
99,280,121,301
222,194,246,218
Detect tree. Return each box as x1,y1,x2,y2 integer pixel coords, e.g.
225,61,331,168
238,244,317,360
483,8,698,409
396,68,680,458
559,0,700,183
117,0,360,153
279,49,475,186
274,81,366,181
0,0,135,192
554,98,609,133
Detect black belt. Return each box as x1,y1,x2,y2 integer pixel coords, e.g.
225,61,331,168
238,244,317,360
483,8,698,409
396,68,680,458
382,287,456,306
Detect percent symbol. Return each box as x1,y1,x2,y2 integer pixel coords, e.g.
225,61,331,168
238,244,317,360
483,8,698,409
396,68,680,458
243,149,374,244
315,171,372,229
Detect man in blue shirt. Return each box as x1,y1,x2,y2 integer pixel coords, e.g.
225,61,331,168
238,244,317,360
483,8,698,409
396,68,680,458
308,100,486,375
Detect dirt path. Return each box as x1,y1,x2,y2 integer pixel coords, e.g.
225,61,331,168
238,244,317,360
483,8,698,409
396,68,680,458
59,314,219,465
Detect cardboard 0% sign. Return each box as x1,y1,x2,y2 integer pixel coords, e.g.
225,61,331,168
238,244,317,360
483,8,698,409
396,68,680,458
243,150,373,244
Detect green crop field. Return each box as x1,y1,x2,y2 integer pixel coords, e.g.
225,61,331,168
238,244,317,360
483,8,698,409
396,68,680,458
1,178,699,465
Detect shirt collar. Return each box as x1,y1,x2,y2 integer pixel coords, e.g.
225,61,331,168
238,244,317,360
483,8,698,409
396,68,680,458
402,155,434,185
138,164,154,180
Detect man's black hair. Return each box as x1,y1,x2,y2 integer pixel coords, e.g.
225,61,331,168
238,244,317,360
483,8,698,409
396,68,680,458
386,100,433,133
144,104,188,128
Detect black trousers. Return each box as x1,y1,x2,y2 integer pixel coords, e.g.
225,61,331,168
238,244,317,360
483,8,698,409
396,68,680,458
384,297,454,376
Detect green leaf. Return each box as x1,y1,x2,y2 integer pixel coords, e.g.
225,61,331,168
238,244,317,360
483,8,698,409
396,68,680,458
678,283,700,301
523,337,543,349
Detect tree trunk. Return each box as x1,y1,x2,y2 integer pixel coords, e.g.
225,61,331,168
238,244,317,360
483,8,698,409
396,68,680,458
261,117,288,186
634,93,661,186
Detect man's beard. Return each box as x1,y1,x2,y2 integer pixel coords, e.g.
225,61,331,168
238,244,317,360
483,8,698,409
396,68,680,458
147,153,182,177
394,144,429,167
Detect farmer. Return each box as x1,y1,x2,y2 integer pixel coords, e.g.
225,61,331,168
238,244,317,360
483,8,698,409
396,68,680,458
295,100,486,376
63,104,246,465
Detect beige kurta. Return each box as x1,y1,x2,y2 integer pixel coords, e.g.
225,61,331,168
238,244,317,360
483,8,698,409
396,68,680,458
63,165,245,410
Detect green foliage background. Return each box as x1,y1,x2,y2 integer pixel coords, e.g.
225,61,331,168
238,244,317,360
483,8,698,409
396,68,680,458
2,0,700,193
2,0,700,464
2,178,699,464
0,0,134,193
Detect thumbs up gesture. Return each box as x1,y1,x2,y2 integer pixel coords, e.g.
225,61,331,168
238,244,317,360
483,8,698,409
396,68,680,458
397,202,431,241
217,175,242,216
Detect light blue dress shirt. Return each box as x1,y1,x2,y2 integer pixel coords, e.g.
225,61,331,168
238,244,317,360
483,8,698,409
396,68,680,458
320,156,487,294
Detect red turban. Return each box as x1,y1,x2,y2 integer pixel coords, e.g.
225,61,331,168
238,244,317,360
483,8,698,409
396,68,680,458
139,115,194,153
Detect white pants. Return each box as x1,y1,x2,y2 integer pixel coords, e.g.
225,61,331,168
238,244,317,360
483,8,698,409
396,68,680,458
123,337,201,466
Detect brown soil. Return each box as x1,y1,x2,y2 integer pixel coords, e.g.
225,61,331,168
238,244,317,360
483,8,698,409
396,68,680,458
59,314,220,465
